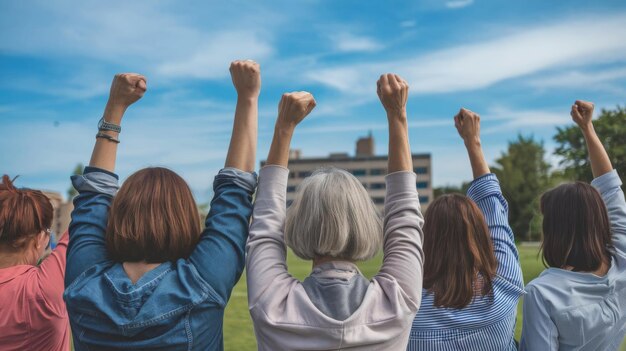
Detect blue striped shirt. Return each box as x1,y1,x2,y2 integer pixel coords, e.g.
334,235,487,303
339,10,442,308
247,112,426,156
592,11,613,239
408,173,525,351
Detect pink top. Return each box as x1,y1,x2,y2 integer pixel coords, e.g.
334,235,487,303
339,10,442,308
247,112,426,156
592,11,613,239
0,231,70,351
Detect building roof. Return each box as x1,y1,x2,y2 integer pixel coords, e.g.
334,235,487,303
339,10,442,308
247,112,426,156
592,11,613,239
261,153,430,166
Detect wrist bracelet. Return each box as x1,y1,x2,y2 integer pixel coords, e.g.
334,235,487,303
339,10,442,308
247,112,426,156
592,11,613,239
96,132,120,144
98,117,122,133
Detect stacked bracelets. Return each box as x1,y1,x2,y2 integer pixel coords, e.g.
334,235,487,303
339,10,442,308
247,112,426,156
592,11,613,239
96,117,121,143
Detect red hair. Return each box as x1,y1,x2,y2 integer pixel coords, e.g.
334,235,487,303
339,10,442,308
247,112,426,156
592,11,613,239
0,175,53,250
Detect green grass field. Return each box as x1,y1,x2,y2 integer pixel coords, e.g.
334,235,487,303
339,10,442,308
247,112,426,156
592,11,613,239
224,245,626,351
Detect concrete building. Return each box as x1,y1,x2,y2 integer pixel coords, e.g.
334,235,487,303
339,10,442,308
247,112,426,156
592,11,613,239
261,135,432,213
42,191,73,241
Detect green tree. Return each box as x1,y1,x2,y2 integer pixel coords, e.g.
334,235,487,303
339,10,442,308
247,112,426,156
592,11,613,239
554,105,626,188
434,182,471,199
67,163,84,200
492,135,551,241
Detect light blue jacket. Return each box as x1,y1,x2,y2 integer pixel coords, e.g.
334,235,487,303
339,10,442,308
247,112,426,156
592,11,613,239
64,167,256,351
521,170,626,350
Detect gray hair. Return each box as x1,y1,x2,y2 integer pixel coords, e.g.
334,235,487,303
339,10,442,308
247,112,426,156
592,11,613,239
285,167,383,261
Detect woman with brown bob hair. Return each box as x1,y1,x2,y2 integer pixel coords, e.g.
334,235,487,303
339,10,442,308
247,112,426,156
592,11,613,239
408,108,524,350
64,60,261,350
521,101,626,350
0,177,70,351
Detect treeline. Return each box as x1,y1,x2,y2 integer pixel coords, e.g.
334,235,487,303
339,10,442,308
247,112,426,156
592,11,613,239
435,105,626,241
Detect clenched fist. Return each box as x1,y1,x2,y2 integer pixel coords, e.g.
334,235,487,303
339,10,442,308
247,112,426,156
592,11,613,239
276,92,316,130
230,60,261,98
571,100,594,129
377,73,409,119
107,73,147,109
454,108,481,145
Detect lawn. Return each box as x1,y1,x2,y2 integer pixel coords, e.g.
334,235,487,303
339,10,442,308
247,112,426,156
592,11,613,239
224,245,626,351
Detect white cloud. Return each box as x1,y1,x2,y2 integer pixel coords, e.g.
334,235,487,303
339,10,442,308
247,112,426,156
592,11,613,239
445,0,474,9
0,2,276,80
330,33,383,53
480,107,570,134
306,13,626,96
527,67,626,94
400,20,416,28
156,31,274,79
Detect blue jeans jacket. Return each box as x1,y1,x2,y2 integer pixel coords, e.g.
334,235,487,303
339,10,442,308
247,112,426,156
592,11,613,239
64,167,257,351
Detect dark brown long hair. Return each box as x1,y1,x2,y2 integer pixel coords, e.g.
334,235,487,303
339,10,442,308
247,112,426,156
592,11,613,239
106,167,201,263
0,175,53,250
423,194,497,309
541,182,613,271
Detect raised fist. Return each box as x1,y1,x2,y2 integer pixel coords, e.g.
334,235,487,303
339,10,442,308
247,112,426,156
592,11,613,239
570,100,594,128
454,108,481,144
230,60,261,98
377,73,409,118
276,91,316,130
107,73,147,109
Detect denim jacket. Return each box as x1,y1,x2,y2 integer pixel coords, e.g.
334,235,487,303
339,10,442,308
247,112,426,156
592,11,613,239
64,167,257,351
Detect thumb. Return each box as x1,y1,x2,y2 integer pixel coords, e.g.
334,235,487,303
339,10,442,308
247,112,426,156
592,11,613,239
137,79,147,91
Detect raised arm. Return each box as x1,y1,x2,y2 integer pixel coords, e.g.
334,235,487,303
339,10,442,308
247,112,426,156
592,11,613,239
576,100,626,260
375,73,424,307
457,108,523,289
189,61,260,302
246,92,315,306
571,100,612,178
66,74,146,286
455,108,489,178
225,60,260,172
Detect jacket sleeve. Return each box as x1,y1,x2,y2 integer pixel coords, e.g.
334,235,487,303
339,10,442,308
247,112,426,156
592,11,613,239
376,171,424,310
591,169,626,264
466,173,524,293
189,168,257,304
245,165,294,308
65,167,118,287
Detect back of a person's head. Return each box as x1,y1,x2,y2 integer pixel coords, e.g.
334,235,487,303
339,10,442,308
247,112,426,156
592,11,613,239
285,167,382,262
541,182,613,272
0,175,53,251
422,194,497,309
106,167,201,263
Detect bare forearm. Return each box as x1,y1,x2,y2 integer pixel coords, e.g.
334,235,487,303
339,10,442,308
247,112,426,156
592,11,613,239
465,138,490,179
266,127,293,168
388,114,412,173
225,96,258,172
88,103,124,172
582,124,612,178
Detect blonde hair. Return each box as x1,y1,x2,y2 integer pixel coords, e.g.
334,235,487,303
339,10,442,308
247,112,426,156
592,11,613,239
285,167,382,261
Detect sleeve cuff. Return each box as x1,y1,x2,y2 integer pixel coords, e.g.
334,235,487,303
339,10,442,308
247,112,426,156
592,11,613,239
591,169,622,196
71,170,119,197
385,171,417,195
214,167,258,194
84,166,118,180
467,173,500,202
258,165,289,188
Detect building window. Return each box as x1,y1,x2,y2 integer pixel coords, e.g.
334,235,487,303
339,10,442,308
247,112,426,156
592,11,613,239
372,197,385,204
419,196,429,204
370,168,385,175
370,183,385,190
298,171,312,178
414,167,428,174
289,172,296,179
287,186,296,193
416,181,428,189
351,169,367,176
286,200,293,207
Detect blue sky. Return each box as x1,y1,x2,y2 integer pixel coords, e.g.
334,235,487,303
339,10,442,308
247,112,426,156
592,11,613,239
1,0,625,203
